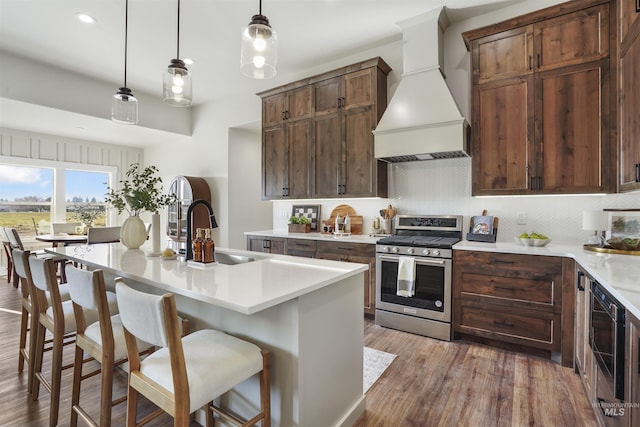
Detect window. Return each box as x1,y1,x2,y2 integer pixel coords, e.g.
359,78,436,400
0,158,115,245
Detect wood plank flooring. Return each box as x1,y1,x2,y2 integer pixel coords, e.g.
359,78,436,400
0,279,597,426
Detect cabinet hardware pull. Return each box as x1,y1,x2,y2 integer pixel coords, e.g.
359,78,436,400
494,285,516,291
281,112,285,120
636,163,640,182
494,259,515,264
341,97,345,107
493,320,515,328
337,98,342,108
577,271,585,291
537,53,541,68
537,176,542,190
528,55,532,70
530,176,535,190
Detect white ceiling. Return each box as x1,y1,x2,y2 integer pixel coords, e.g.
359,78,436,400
0,0,523,145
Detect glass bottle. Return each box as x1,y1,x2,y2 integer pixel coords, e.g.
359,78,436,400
344,213,351,233
203,228,216,263
192,228,203,262
335,214,342,233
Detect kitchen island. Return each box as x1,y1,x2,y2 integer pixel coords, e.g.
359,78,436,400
46,243,368,427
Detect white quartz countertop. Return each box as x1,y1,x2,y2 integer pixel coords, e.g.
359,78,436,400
454,240,640,320
47,244,368,315
245,230,381,245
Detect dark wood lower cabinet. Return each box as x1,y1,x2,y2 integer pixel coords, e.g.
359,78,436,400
453,250,572,366
246,235,376,314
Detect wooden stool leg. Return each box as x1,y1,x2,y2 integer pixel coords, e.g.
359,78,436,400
49,331,64,427
70,344,84,427
126,383,138,427
29,321,45,399
260,350,271,427
99,357,114,427
18,305,29,373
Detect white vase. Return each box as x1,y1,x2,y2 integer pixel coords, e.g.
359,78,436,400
120,215,147,249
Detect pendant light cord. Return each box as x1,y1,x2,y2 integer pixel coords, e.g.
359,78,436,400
176,0,181,59
259,0,262,15
124,0,129,87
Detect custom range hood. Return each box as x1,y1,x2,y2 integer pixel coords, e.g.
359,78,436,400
374,7,469,163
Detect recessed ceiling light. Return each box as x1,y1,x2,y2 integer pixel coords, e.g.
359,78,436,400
75,13,96,24
183,58,194,65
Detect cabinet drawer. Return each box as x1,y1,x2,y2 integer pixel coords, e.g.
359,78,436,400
459,271,556,307
458,302,560,350
454,250,562,277
287,238,317,252
316,241,374,257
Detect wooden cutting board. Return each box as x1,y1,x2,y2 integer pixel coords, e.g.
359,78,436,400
325,204,363,234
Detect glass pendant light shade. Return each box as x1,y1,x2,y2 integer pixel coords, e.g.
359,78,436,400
112,87,138,124
241,12,278,79
163,59,192,106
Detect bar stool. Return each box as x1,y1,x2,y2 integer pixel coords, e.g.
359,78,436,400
65,264,153,427
115,278,271,427
12,249,71,390
29,256,118,427
1,227,15,285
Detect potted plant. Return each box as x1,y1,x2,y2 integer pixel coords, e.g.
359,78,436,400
105,163,176,249
288,215,311,233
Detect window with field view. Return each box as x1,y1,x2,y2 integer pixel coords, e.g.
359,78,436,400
65,169,108,228
0,164,53,238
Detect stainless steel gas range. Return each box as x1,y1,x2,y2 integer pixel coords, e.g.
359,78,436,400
375,214,463,341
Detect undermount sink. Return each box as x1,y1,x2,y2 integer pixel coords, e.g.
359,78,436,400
216,252,258,265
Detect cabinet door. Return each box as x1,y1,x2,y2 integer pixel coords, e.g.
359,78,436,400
263,94,286,127
246,236,285,254
342,107,377,197
313,113,341,197
262,125,288,199
619,26,640,191
342,68,375,110
287,119,312,198
575,268,594,400
620,0,640,43
286,86,314,120
534,4,609,72
314,77,341,115
472,76,533,194
473,25,533,84
536,61,608,193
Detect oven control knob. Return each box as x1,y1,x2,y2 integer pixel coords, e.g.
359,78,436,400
432,250,441,256
381,246,389,252
422,249,430,256
407,248,414,254
391,247,399,253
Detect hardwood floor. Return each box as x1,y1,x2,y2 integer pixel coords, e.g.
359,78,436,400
0,279,596,426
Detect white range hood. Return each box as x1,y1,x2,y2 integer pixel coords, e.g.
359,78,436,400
374,7,469,162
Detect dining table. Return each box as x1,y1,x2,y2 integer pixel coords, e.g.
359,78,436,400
35,233,88,247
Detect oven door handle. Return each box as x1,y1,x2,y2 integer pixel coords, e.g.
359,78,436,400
378,254,445,266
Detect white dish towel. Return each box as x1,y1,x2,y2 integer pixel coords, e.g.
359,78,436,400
396,256,416,297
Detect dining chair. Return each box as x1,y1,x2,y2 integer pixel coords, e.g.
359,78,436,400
51,222,82,235
11,249,72,388
115,278,271,427
1,227,15,285
66,264,154,427
29,255,118,427
5,227,69,283
86,226,121,244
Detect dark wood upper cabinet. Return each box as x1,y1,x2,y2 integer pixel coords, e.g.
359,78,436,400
259,57,390,200
619,0,640,192
464,0,616,195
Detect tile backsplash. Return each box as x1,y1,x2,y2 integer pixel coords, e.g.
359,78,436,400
273,158,640,245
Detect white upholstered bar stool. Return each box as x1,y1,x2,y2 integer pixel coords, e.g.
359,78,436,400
29,256,118,427
115,278,271,427
65,264,154,427
12,249,71,389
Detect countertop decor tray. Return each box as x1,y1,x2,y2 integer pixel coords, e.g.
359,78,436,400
187,260,219,269
583,244,640,256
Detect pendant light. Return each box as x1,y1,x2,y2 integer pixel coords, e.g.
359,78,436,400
162,0,192,106
111,0,138,124
240,0,278,79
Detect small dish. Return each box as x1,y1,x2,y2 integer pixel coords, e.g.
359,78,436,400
520,238,533,246
532,238,551,247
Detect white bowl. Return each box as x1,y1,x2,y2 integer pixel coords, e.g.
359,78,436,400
514,237,524,245
532,238,551,247
520,238,533,246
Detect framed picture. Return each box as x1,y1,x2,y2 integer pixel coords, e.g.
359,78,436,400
606,209,640,238
292,205,321,231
